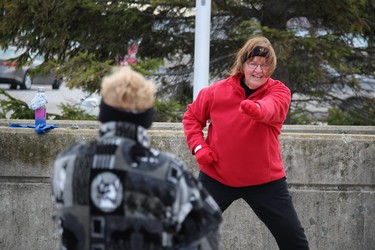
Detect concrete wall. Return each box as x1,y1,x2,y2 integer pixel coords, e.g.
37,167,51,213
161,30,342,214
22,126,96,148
0,120,374,250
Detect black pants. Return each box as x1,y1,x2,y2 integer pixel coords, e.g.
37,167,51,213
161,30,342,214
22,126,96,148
198,172,309,250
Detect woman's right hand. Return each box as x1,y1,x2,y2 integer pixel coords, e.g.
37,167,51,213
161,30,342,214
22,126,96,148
195,145,218,166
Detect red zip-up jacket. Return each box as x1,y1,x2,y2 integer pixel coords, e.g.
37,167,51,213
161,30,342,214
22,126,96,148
183,74,291,187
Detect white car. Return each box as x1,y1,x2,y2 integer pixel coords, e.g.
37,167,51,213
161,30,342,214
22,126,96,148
0,46,62,90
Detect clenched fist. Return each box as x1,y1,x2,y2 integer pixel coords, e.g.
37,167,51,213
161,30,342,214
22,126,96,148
239,100,262,119
195,145,218,166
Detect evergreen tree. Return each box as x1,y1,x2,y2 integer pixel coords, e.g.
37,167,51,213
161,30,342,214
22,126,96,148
1,0,374,123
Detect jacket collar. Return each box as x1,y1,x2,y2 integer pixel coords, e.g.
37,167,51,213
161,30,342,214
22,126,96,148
99,121,151,147
231,73,271,96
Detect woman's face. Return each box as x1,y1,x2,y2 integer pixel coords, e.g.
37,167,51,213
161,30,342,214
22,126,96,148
242,56,270,89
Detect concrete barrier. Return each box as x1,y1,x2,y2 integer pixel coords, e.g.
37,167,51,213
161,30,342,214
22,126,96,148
0,120,374,250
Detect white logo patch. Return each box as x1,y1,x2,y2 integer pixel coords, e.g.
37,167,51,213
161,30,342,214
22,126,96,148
91,172,123,212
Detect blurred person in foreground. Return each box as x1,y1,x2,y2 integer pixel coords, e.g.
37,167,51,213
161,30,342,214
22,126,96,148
51,66,222,250
182,36,309,250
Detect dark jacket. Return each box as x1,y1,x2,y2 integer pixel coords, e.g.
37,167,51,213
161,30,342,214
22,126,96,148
51,121,222,250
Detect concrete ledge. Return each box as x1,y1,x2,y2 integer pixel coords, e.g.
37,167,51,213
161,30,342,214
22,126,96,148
2,119,375,133
0,120,374,250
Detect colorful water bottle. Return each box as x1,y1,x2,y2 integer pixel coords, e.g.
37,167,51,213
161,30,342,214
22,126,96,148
30,87,48,126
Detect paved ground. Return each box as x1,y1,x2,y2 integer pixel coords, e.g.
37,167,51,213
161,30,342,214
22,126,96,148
0,82,100,117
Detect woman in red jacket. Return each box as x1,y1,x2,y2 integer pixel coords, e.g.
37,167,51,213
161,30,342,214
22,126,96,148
183,36,309,250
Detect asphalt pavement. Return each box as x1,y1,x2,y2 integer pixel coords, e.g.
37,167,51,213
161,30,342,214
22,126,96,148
0,82,100,117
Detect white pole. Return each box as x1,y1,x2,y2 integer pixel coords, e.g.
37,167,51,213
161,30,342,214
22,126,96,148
193,0,211,100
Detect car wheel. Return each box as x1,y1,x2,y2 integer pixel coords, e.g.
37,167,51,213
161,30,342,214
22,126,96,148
10,83,18,90
20,71,33,90
52,79,61,90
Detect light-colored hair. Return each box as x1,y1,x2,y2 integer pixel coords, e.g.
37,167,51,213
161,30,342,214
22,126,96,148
228,36,277,78
101,66,155,111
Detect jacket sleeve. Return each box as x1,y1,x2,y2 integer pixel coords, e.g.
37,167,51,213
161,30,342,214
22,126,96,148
182,87,213,154
255,81,291,125
174,164,222,249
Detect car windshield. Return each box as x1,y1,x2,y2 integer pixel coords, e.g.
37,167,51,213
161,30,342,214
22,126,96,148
0,46,25,60
0,46,45,66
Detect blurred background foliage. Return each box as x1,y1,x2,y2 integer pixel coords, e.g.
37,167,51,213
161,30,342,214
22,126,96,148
0,0,374,124
0,89,34,119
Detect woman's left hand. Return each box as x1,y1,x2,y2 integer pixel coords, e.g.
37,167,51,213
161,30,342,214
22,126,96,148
239,100,262,119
